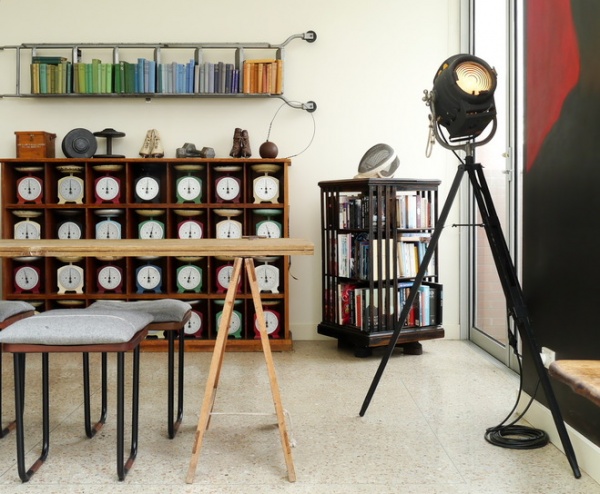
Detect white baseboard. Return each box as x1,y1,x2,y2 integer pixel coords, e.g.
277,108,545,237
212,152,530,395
518,394,600,484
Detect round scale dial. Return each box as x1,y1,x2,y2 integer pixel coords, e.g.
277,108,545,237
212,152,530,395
14,220,41,239
255,263,280,293
14,265,41,293
177,264,203,293
136,264,162,293
57,175,84,204
215,219,242,239
135,176,160,202
178,220,203,239
176,176,202,203
256,220,282,238
57,221,82,240
95,175,121,203
97,265,123,293
216,310,242,338
215,176,241,202
139,219,165,239
95,219,121,239
184,310,203,337
17,176,43,203
254,309,281,338
57,264,84,294
253,174,279,203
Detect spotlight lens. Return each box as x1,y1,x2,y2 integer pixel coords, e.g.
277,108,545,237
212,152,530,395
455,61,494,95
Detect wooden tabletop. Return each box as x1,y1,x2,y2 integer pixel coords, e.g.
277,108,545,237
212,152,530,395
0,238,314,258
549,360,600,408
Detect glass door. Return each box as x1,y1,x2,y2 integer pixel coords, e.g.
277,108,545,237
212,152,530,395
468,0,520,370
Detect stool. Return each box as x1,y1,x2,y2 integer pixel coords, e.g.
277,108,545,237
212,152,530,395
88,299,192,438
0,308,153,482
0,301,35,438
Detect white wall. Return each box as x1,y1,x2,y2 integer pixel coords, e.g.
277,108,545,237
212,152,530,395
0,0,462,340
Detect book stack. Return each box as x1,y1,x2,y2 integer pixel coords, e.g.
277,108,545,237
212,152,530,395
30,57,245,95
30,56,72,94
242,59,283,94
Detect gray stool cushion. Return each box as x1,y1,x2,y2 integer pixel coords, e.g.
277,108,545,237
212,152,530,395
88,299,192,323
0,301,35,324
0,309,153,346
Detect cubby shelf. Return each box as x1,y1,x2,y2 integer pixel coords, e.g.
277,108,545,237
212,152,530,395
1,157,293,352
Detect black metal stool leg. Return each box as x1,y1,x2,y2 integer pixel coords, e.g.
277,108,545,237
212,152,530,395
83,352,108,438
14,353,50,483
166,328,185,438
116,346,141,481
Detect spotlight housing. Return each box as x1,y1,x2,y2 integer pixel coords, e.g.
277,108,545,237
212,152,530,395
430,54,497,141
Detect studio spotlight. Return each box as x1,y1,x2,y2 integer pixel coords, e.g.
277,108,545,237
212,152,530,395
424,54,497,148
362,53,582,480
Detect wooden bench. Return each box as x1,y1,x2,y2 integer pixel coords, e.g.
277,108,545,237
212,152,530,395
549,360,600,408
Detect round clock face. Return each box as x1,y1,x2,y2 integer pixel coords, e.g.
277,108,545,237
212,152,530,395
177,176,202,202
255,264,280,293
95,220,121,239
255,310,279,335
136,265,162,290
97,265,123,291
178,220,203,239
135,176,160,201
177,265,202,291
57,264,84,293
17,176,43,203
256,220,282,238
215,176,241,202
216,219,242,239
139,220,165,239
95,176,120,202
14,265,40,291
58,176,84,203
14,220,41,239
184,311,202,337
217,310,242,336
57,221,82,240
253,175,279,202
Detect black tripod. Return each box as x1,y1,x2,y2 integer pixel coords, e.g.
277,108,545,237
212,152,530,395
359,154,581,479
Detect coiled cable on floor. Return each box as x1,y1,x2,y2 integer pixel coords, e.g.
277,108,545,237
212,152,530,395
484,323,550,450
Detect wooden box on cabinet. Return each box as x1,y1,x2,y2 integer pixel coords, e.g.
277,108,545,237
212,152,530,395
15,131,56,158
317,178,445,357
0,157,292,352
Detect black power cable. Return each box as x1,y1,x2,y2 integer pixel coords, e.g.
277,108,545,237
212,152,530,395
484,319,549,450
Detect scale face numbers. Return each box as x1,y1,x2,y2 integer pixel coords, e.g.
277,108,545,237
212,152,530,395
14,265,40,293
176,176,202,203
215,176,241,202
178,220,203,239
95,220,121,239
95,176,121,203
14,220,41,239
57,221,82,240
17,176,43,203
97,265,123,292
139,220,165,239
58,176,84,204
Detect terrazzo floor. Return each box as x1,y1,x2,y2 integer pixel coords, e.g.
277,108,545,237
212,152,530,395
0,339,599,493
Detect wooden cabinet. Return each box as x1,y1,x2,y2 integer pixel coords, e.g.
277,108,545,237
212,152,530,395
317,178,444,357
1,157,293,352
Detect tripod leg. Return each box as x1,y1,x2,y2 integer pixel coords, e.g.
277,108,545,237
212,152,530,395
360,164,466,416
466,161,580,478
